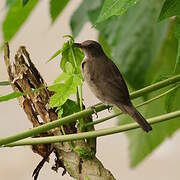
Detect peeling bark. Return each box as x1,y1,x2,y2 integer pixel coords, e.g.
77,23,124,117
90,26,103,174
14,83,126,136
4,43,116,180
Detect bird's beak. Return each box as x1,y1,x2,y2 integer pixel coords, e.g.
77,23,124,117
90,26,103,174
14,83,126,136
73,43,82,48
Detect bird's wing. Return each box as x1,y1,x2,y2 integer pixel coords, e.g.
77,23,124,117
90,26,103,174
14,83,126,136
102,59,131,105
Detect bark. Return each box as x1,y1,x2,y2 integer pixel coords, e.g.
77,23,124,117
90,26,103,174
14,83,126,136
4,43,116,180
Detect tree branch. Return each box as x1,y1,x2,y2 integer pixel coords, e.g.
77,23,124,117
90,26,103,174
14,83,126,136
4,110,180,147
0,73,180,147
3,43,115,180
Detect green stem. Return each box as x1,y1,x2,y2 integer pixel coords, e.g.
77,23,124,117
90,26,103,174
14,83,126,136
71,43,83,126
70,44,78,68
76,87,80,107
70,42,83,110
0,74,180,146
5,110,180,147
85,85,180,127
0,81,10,86
0,104,105,147
130,74,180,99
79,85,83,111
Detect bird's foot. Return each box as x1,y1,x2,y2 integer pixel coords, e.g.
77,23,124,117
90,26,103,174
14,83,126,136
91,106,98,118
106,104,113,113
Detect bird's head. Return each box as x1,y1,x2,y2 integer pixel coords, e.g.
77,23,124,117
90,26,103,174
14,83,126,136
73,40,104,58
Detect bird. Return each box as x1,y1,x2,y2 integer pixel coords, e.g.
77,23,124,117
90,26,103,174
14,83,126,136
73,40,152,132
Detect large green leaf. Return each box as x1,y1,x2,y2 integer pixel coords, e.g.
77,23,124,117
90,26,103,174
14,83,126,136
118,23,180,167
70,0,180,168
174,19,180,73
2,0,38,41
96,0,141,23
165,86,179,112
70,0,101,37
159,0,180,21
50,0,69,23
88,0,169,89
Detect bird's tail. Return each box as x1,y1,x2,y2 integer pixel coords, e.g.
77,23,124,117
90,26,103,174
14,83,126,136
118,104,152,133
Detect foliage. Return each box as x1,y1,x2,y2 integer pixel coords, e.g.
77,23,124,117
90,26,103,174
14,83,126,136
174,19,180,73
2,0,38,41
96,0,141,23
70,0,180,167
158,0,180,21
70,0,101,37
0,0,180,170
22,0,29,6
48,36,84,116
50,0,69,23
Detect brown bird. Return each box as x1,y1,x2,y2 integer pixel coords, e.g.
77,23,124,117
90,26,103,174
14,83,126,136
74,40,152,132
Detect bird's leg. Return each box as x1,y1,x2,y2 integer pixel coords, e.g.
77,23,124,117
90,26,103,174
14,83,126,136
106,104,113,113
90,106,98,118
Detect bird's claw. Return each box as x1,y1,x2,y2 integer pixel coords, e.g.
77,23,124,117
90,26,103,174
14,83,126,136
91,106,98,118
106,105,113,113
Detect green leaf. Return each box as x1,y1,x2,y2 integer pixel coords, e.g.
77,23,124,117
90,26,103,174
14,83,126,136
0,81,10,86
56,99,80,127
159,0,180,21
64,62,74,74
129,89,180,167
61,99,80,117
88,0,169,89
174,39,180,73
70,0,101,37
54,72,71,83
49,37,84,110
47,49,62,62
22,0,29,6
2,0,38,41
96,0,140,23
56,106,63,118
49,75,82,108
118,23,179,167
0,92,24,102
50,0,69,23
60,42,84,74
6,0,16,6
165,86,179,112
174,20,180,73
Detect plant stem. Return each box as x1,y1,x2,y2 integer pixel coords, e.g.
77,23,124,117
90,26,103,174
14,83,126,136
0,74,180,146
0,81,10,86
0,104,105,146
130,74,180,99
4,110,180,147
85,85,180,127
79,85,83,111
70,44,78,68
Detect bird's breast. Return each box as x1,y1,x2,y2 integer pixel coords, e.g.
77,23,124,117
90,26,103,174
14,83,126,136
81,58,107,102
